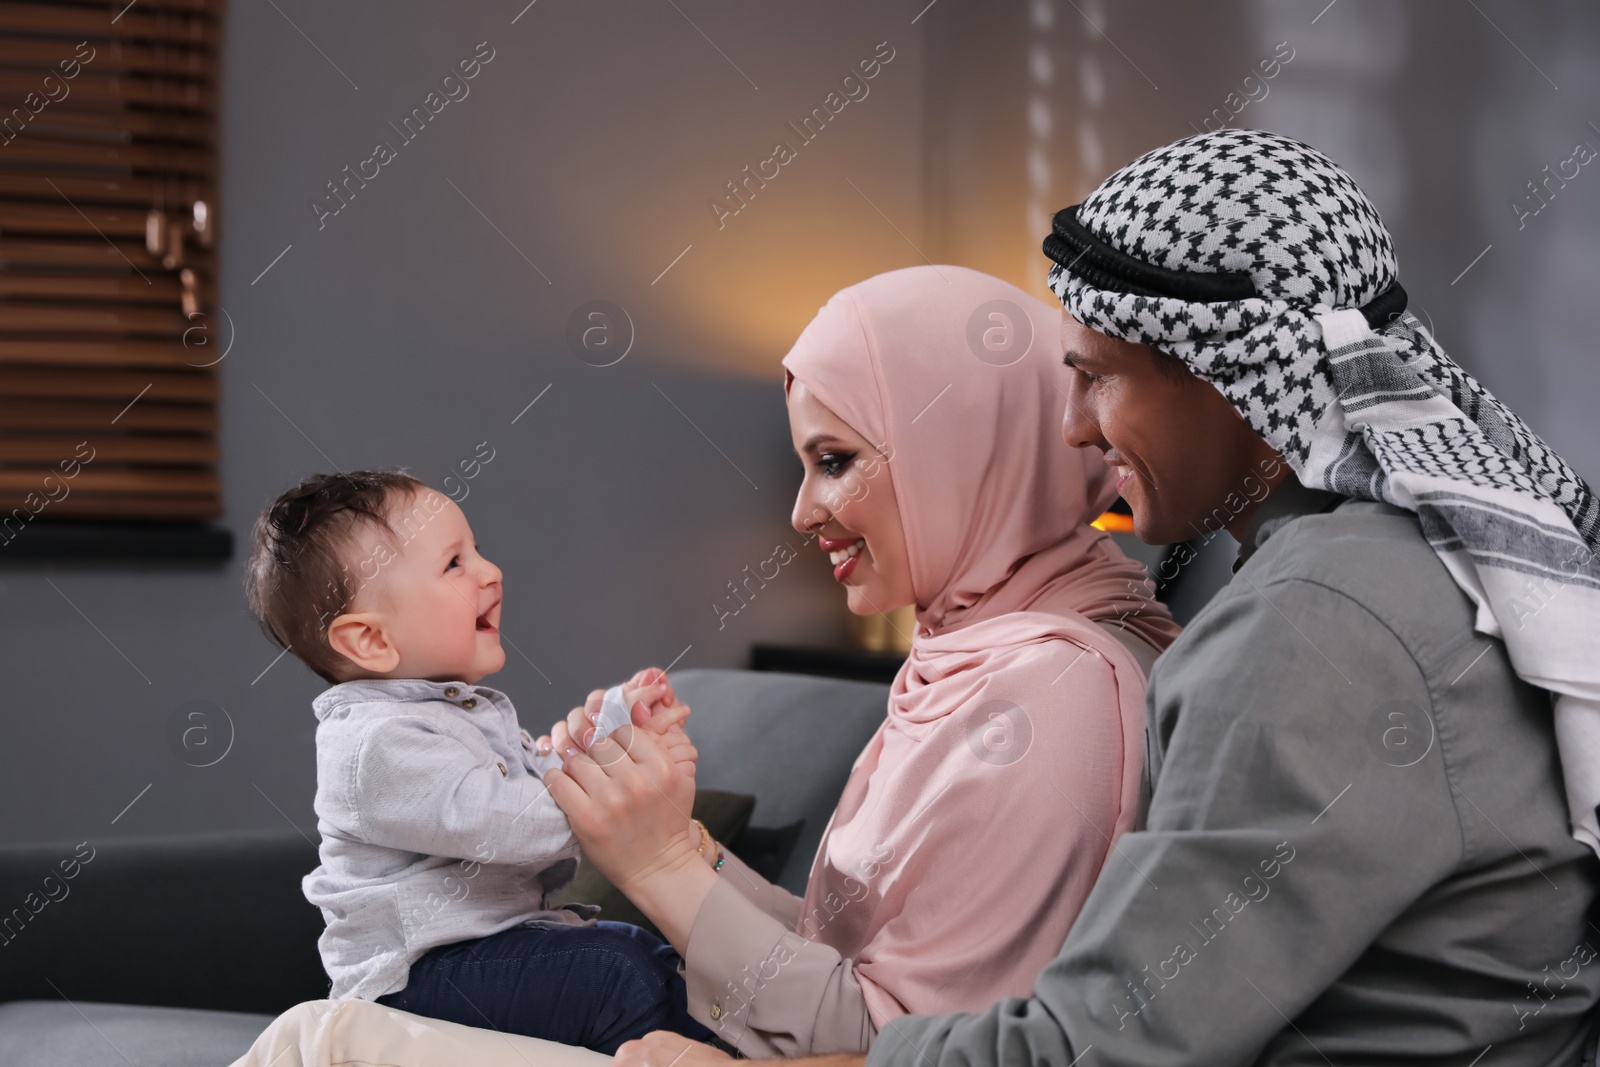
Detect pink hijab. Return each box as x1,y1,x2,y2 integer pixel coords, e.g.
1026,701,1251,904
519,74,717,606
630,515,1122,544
782,265,1180,1027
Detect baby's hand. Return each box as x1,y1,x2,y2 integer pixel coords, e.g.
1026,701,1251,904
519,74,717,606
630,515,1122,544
617,666,689,739
538,669,689,758
617,676,697,778
625,666,679,709
622,679,688,737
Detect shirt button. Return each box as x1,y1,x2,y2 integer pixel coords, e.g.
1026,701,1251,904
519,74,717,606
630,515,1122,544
461,697,477,709
444,686,460,698
520,729,533,744
497,762,508,776
709,1002,722,1020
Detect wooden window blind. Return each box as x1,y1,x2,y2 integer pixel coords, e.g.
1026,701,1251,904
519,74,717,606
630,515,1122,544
0,0,223,549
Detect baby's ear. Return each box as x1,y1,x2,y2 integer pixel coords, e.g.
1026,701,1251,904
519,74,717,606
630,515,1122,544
327,612,400,674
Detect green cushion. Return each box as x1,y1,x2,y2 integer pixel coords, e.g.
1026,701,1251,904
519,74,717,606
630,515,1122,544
550,789,756,937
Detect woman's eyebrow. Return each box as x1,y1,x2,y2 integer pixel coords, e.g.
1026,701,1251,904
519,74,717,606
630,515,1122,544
1061,348,1087,368
801,434,843,453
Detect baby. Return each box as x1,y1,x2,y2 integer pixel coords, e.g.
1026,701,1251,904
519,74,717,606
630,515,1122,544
244,469,713,1052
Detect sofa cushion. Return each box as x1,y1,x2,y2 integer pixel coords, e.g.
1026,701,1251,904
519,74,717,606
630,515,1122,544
0,1001,272,1067
0,831,327,1014
669,669,890,894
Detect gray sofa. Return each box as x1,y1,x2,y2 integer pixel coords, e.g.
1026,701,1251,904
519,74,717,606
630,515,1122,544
0,669,892,1067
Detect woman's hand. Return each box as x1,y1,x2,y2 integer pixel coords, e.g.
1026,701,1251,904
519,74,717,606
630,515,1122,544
538,684,675,757
547,724,696,891
614,1033,733,1067
536,667,679,755
546,722,719,952
541,700,697,766
536,668,698,778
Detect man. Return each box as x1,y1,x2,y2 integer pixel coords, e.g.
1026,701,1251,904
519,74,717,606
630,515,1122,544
619,129,1600,1065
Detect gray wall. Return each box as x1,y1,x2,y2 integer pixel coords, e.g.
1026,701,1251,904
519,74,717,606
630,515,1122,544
0,0,927,843
4,0,1598,845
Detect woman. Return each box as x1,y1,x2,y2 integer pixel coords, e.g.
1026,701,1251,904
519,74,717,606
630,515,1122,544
226,265,1179,1066
544,265,1179,1057
619,128,1600,1067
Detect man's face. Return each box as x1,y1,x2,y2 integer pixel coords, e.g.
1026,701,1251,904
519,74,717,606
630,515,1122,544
1058,308,1286,545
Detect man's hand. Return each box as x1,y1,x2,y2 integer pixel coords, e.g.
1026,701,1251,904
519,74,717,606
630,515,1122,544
614,1033,868,1067
614,1033,732,1067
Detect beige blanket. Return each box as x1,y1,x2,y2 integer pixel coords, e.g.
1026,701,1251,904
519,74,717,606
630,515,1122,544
230,1000,613,1067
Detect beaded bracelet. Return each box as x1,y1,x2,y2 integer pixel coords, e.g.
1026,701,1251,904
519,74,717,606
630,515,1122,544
692,818,726,873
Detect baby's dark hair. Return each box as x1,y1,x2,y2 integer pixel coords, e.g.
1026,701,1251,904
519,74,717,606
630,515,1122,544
245,470,429,684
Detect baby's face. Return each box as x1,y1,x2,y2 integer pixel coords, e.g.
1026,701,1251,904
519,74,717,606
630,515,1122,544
346,491,505,684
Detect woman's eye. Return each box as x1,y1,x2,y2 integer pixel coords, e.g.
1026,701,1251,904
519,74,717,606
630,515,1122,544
818,452,855,478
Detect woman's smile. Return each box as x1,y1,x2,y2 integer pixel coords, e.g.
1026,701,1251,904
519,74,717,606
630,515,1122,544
786,376,915,612
820,534,866,582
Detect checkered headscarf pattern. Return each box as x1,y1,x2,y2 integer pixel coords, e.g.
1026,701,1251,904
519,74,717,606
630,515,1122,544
1045,127,1597,550
1046,127,1600,853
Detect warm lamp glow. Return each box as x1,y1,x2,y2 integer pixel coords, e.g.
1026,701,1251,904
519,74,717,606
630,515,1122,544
1091,511,1134,533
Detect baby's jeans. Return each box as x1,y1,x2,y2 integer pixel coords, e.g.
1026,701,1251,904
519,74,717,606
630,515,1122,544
375,919,716,1054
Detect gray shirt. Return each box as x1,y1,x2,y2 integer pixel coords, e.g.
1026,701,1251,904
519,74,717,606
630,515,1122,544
303,679,628,1001
867,479,1600,1067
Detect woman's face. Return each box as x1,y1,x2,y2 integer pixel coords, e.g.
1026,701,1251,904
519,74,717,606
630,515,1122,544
786,380,915,616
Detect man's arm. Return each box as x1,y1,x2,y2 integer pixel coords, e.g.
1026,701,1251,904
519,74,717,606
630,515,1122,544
866,578,1462,1067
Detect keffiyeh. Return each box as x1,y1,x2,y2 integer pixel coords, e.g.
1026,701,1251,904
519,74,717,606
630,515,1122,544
1044,127,1600,853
